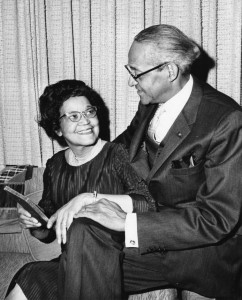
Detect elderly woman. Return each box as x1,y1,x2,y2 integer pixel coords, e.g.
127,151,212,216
6,79,155,300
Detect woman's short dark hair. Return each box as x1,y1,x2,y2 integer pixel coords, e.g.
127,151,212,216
38,79,110,147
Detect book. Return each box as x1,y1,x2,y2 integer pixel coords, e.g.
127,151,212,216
4,186,49,226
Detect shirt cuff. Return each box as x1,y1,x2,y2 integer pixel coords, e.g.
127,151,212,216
122,196,133,213
125,213,138,247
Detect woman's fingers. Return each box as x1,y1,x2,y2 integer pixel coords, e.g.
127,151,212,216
55,210,74,244
55,210,64,244
47,213,57,229
18,207,41,228
66,212,74,230
60,212,75,244
50,198,87,244
60,214,68,244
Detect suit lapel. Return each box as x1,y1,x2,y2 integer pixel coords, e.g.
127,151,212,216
129,104,157,161
147,78,204,179
147,114,191,179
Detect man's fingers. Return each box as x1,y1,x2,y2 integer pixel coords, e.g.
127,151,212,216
73,200,126,231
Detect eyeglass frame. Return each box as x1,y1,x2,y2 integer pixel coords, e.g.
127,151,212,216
124,62,169,81
59,106,97,122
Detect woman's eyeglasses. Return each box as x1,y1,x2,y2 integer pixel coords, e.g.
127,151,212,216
59,106,97,123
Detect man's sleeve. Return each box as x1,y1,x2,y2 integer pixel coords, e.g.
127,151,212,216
125,213,139,247
113,101,144,147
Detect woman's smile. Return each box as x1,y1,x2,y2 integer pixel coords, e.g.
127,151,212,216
75,128,94,135
58,96,100,148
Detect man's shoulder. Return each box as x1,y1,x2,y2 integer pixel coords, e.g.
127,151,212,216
194,77,242,113
106,141,129,154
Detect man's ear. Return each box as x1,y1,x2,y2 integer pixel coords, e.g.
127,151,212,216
167,63,179,82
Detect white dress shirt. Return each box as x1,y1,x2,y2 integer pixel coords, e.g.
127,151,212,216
125,76,193,247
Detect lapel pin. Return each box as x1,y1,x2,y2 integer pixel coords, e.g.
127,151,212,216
177,132,182,137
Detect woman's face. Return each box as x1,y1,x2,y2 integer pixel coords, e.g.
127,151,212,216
57,96,99,149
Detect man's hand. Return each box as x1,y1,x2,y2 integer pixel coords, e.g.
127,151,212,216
75,198,127,232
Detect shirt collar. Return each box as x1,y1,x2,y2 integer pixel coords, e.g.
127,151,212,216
162,75,193,113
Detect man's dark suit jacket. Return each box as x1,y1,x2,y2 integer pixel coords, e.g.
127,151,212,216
115,77,242,298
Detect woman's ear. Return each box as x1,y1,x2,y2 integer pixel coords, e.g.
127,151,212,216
167,63,179,82
55,129,62,137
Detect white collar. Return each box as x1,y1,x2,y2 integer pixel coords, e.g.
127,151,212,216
162,75,193,113
148,76,194,144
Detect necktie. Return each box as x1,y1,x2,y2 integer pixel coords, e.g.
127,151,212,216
147,104,166,143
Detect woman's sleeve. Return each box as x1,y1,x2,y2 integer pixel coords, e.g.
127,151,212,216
30,158,56,243
113,144,156,212
37,159,56,217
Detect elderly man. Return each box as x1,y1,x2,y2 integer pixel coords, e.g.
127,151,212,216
59,24,242,300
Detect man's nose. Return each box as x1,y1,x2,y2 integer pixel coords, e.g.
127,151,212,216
128,76,137,87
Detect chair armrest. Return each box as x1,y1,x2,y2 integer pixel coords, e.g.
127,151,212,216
0,208,22,234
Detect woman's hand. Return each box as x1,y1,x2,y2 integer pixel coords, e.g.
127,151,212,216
18,206,42,228
47,193,95,244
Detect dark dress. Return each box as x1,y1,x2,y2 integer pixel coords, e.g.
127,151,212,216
14,142,155,300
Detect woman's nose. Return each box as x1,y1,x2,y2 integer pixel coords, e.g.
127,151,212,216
78,114,90,124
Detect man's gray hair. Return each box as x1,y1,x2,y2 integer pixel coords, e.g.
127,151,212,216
134,24,201,75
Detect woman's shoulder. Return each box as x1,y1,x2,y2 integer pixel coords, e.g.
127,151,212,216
46,149,66,166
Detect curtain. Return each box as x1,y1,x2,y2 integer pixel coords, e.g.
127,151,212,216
0,0,241,167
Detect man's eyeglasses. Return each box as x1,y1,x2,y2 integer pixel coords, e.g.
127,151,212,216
124,62,168,81
59,106,97,122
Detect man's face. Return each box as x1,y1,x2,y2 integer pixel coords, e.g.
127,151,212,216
127,41,171,105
